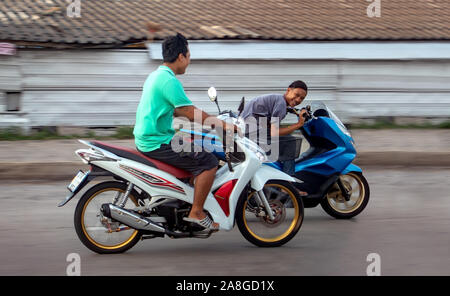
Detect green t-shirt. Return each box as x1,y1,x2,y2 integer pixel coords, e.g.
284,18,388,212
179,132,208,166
134,66,193,152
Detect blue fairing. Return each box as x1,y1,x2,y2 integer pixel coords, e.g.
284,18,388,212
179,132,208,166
180,115,361,178
291,117,357,176
180,128,219,140
342,163,362,175
265,162,281,170
180,128,226,159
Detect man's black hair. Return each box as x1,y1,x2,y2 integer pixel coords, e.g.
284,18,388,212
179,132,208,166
162,33,188,63
289,80,308,92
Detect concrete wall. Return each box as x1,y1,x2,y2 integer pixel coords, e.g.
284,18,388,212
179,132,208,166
1,47,450,129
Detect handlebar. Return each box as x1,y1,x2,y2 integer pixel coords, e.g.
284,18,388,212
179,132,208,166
219,110,238,118
287,105,313,121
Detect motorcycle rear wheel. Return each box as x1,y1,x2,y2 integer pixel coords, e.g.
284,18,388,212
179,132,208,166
236,180,304,247
74,181,143,254
320,172,370,219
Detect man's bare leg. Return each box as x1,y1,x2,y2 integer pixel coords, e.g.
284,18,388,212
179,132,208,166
187,167,219,228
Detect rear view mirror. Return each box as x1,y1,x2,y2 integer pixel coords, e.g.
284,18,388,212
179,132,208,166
208,87,217,102
208,87,221,113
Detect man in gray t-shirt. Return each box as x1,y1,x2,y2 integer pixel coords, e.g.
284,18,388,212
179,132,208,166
241,80,308,176
241,93,288,136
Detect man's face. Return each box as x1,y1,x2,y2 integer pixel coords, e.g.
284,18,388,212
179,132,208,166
177,49,191,74
285,87,307,107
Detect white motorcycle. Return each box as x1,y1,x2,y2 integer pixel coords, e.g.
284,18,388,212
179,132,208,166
59,87,304,254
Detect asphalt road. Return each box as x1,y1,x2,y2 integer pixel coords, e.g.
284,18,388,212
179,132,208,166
0,167,449,276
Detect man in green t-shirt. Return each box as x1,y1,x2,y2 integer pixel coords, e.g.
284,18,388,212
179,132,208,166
134,33,236,231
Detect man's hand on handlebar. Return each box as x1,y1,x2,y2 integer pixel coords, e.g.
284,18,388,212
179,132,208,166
297,109,308,127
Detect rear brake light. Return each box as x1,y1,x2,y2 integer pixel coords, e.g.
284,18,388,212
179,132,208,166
76,149,115,163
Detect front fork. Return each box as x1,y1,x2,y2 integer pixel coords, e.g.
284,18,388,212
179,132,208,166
337,177,351,201
255,190,276,221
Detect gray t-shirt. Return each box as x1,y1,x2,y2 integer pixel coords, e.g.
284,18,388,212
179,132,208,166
241,94,287,136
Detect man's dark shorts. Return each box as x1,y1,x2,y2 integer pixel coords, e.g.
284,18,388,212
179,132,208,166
137,138,219,177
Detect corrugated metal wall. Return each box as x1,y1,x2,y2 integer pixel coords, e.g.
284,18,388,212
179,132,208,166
1,49,450,128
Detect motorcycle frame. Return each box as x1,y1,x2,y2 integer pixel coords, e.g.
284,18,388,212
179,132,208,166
70,136,295,231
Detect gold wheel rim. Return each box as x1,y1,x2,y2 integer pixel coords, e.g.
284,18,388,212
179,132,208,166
81,188,139,250
327,173,365,214
243,184,300,243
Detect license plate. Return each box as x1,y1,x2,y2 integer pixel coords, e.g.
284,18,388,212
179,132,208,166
67,171,87,192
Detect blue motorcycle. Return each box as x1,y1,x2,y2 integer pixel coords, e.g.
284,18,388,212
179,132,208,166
267,103,370,219
181,94,369,219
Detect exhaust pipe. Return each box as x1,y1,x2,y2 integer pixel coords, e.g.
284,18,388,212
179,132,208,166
101,203,165,233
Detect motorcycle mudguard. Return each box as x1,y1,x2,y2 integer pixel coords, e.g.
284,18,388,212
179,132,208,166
58,168,115,207
251,164,296,191
58,171,93,207
342,163,362,175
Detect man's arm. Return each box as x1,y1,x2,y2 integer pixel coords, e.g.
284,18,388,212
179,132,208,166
271,122,302,137
270,109,307,137
174,105,236,132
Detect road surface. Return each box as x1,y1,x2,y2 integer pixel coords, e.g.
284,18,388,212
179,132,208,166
0,167,449,276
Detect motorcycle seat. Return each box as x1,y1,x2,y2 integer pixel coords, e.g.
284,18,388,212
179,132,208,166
90,141,193,179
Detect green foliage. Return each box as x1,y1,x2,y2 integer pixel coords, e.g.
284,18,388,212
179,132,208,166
2,121,449,141
348,120,450,130
113,126,134,139
0,126,135,141
0,127,74,141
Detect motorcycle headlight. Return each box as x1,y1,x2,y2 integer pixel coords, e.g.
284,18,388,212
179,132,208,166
255,151,269,163
240,137,270,163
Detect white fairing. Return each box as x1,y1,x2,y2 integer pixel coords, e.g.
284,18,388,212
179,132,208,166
90,154,248,231
81,133,295,231
251,165,296,191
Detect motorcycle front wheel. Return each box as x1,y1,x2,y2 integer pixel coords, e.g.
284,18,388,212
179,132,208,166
74,181,143,254
320,172,370,219
236,180,304,247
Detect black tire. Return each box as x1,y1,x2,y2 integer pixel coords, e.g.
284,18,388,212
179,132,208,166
74,181,143,254
236,180,304,247
320,172,370,219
